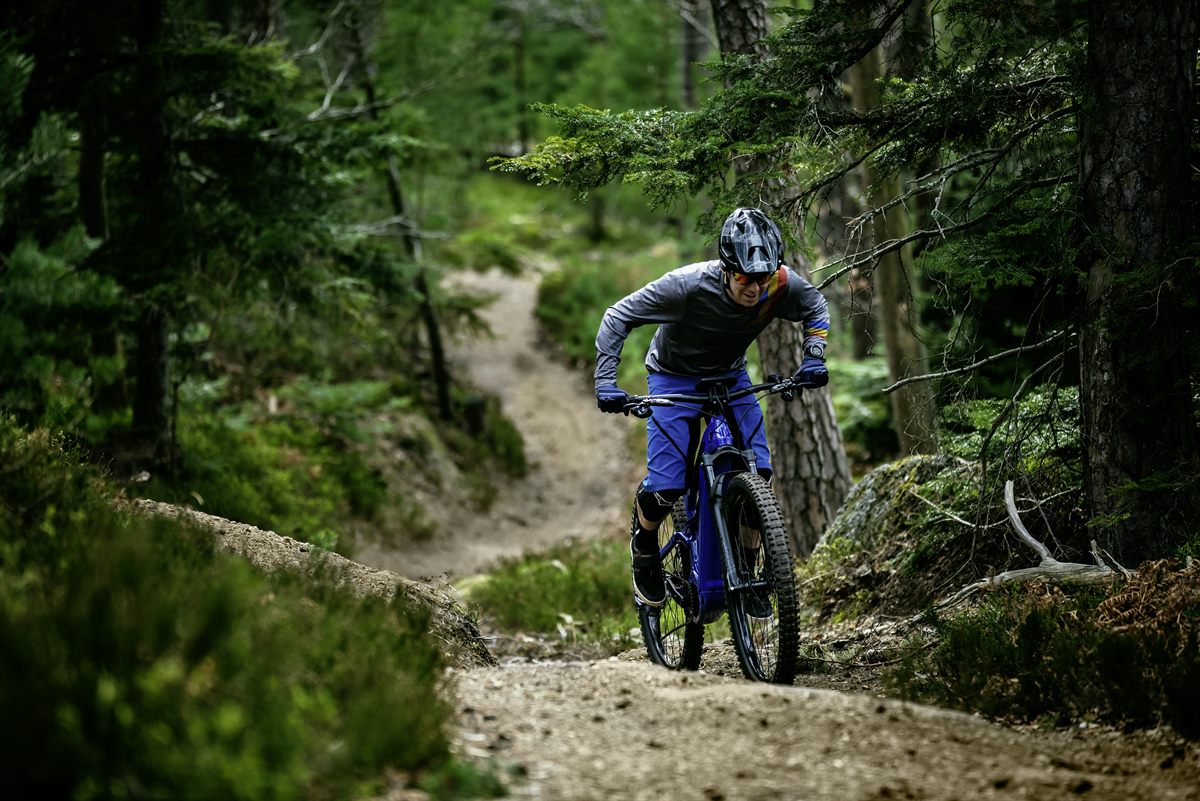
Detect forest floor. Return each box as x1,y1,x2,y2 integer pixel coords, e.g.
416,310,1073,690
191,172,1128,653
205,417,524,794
346,267,1198,800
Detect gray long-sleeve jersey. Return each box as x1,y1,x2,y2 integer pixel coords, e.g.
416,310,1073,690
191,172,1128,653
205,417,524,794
594,260,831,388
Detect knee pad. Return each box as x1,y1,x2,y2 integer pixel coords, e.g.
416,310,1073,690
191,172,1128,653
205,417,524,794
636,487,684,525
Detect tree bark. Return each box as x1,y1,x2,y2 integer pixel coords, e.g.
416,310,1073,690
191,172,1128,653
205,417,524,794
851,43,939,455
678,0,710,109
710,0,852,555
127,0,175,469
1077,0,1200,565
351,23,453,422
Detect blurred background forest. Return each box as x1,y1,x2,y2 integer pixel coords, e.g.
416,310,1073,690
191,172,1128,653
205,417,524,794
1,0,736,556
5,0,1197,566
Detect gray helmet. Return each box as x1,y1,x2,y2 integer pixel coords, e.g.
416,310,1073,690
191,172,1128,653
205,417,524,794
718,207,784,275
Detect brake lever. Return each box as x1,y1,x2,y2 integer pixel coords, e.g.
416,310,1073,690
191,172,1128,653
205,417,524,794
628,403,653,419
766,373,799,402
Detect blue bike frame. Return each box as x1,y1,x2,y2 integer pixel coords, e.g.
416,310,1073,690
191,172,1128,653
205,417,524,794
667,412,769,624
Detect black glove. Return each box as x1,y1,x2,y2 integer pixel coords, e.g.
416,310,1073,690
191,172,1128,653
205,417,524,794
596,385,630,414
794,356,829,388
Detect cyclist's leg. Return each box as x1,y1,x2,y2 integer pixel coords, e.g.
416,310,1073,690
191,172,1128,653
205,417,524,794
729,369,773,476
632,372,701,606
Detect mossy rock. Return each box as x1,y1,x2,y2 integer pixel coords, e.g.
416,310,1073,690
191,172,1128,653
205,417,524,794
805,454,985,620
820,454,974,552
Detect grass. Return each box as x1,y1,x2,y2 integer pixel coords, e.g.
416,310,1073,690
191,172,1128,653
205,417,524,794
463,537,640,650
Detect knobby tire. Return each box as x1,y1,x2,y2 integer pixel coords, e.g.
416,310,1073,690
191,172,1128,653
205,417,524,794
637,499,704,670
722,472,800,684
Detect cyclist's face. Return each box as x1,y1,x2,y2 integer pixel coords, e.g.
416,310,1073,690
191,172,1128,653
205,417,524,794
726,271,770,307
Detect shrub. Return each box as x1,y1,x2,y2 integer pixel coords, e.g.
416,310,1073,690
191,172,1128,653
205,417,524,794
535,248,680,388
0,419,491,799
827,356,898,469
890,569,1200,737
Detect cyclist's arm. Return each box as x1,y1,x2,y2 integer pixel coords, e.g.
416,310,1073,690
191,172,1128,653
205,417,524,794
594,268,690,388
778,266,831,359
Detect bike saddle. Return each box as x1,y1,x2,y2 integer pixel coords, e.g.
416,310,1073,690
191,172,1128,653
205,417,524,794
693,375,738,393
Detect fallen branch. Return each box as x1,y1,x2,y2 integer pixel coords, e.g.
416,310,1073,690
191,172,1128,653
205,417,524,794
930,480,1131,612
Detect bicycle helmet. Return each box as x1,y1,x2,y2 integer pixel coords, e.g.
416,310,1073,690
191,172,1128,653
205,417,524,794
718,207,784,276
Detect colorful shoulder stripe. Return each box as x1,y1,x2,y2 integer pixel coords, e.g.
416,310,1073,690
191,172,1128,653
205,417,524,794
754,266,789,322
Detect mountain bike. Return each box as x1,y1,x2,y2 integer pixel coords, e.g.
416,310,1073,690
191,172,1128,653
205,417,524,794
623,373,808,684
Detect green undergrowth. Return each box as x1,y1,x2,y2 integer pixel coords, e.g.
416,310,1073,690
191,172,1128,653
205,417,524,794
889,575,1200,737
535,240,697,389
463,537,640,650
0,419,502,800
826,356,898,472
143,378,525,554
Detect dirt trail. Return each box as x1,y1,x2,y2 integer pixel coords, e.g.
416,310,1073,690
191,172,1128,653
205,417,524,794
341,264,1198,801
355,266,640,579
452,659,1199,801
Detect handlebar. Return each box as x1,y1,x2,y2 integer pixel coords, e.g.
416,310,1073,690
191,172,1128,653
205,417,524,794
622,374,814,419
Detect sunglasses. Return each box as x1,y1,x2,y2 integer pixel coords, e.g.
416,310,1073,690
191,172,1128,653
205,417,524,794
729,271,773,287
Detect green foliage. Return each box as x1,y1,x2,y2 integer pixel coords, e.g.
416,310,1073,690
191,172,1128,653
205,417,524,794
536,243,686,388
0,419,483,800
891,580,1200,736
465,537,638,648
827,356,897,469
0,229,124,437
147,413,366,553
940,386,1081,467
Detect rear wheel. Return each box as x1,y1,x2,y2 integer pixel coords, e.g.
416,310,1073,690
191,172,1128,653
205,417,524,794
722,473,799,684
637,499,703,670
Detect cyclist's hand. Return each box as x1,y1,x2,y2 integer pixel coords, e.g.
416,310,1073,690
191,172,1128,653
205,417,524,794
793,356,829,388
596,385,630,414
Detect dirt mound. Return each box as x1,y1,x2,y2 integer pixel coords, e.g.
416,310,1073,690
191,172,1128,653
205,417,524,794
133,499,495,669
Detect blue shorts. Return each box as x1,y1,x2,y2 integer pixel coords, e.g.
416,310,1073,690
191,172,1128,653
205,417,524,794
643,369,771,492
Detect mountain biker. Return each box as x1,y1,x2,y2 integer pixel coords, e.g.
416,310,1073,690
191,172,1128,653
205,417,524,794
594,207,830,608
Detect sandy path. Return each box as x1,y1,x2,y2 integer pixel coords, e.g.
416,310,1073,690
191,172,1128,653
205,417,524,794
357,267,640,579
452,659,1200,801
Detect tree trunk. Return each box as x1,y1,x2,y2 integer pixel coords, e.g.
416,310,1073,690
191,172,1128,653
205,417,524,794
130,302,171,465
711,0,852,555
759,283,855,556
851,43,939,455
79,107,128,418
352,24,453,422
1077,0,1200,565
513,16,530,156
127,0,174,470
679,0,709,109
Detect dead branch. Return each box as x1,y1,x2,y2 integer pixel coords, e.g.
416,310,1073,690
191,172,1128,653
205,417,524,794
882,331,1072,394
928,480,1132,613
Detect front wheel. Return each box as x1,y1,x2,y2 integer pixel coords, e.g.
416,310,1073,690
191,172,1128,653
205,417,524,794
637,499,704,671
721,473,800,684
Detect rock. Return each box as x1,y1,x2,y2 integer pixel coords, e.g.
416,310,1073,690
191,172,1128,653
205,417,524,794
819,454,974,552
